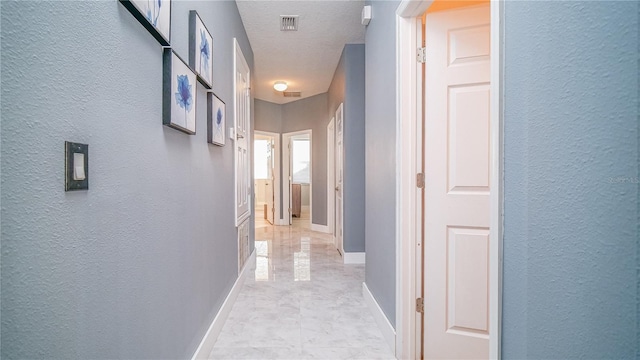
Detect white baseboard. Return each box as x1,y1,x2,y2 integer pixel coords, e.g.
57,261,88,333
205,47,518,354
310,223,331,233
191,250,256,360
363,282,396,356
275,219,289,226
343,252,366,264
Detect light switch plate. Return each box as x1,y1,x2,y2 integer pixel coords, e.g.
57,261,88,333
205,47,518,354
65,141,88,191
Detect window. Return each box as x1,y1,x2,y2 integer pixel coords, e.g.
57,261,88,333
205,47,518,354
292,139,310,184
254,139,270,180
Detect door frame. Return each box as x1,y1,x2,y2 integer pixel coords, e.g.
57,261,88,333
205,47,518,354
254,130,281,226
282,129,313,225
327,118,336,235
395,1,504,359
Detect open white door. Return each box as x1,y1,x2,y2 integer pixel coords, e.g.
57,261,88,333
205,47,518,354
234,39,251,226
423,4,491,359
265,137,275,225
335,104,344,255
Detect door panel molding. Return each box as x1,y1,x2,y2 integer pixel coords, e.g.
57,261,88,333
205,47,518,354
234,38,251,227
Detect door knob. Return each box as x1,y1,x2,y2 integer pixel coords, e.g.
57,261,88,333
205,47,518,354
237,134,244,139
335,186,339,191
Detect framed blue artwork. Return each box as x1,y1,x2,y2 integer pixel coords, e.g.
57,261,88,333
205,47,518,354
189,11,213,89
163,49,197,135
208,92,226,146
119,0,171,46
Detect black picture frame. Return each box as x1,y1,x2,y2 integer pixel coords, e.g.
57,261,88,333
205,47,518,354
163,48,197,135
189,10,214,89
208,92,226,146
119,0,171,46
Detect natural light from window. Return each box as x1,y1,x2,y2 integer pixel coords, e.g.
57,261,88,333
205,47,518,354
292,139,310,184
254,139,270,180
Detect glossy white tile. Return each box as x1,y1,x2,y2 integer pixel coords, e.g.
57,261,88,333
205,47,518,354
209,221,394,360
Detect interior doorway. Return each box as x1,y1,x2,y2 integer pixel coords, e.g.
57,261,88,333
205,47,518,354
253,131,280,230
395,0,502,359
282,130,312,229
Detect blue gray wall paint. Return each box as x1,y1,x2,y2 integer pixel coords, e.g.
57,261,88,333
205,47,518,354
0,1,253,358
502,1,639,358
328,44,366,252
364,0,399,327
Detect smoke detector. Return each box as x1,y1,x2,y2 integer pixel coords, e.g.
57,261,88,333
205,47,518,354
280,16,299,31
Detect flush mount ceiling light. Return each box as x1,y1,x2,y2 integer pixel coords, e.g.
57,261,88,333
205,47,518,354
273,81,288,92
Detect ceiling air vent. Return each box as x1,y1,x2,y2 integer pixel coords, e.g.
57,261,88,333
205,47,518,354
280,16,299,31
283,91,301,97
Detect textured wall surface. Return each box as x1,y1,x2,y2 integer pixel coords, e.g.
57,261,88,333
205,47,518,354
343,44,366,252
328,44,366,253
0,1,253,358
364,0,399,327
502,1,639,358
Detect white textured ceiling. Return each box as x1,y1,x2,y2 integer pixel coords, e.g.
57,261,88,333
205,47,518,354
236,0,366,104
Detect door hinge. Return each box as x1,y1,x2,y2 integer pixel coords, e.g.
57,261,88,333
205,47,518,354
417,47,426,63
416,298,424,313
417,173,425,189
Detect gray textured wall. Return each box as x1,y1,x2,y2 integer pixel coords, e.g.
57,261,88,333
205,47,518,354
343,44,366,252
502,1,639,358
0,1,253,358
328,44,366,252
364,0,399,327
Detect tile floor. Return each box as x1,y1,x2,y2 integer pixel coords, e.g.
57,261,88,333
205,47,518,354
209,219,395,360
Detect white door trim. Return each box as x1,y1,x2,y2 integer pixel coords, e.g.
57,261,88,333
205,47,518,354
395,1,504,359
282,130,312,225
395,10,424,360
327,118,336,235
254,130,281,226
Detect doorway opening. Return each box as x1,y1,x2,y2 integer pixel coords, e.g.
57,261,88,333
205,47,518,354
253,131,280,231
282,130,312,230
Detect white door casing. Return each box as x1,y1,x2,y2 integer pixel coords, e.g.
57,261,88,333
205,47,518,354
335,104,344,255
327,118,335,234
255,130,281,226
266,137,275,225
234,38,251,226
282,130,312,226
423,4,491,359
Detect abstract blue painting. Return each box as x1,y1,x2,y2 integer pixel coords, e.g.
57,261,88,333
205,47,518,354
207,92,226,146
120,0,171,45
189,11,213,89
163,49,196,134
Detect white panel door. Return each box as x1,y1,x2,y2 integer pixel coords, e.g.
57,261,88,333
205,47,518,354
335,104,344,255
266,138,275,225
423,5,491,359
234,39,251,226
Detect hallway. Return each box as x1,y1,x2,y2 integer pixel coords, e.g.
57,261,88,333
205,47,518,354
209,221,394,359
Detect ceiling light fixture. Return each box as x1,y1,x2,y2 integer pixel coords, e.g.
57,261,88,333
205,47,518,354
273,81,288,92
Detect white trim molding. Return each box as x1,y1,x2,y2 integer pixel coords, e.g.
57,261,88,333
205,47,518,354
191,250,256,360
363,282,396,355
395,8,423,360
310,223,331,234
343,252,366,264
